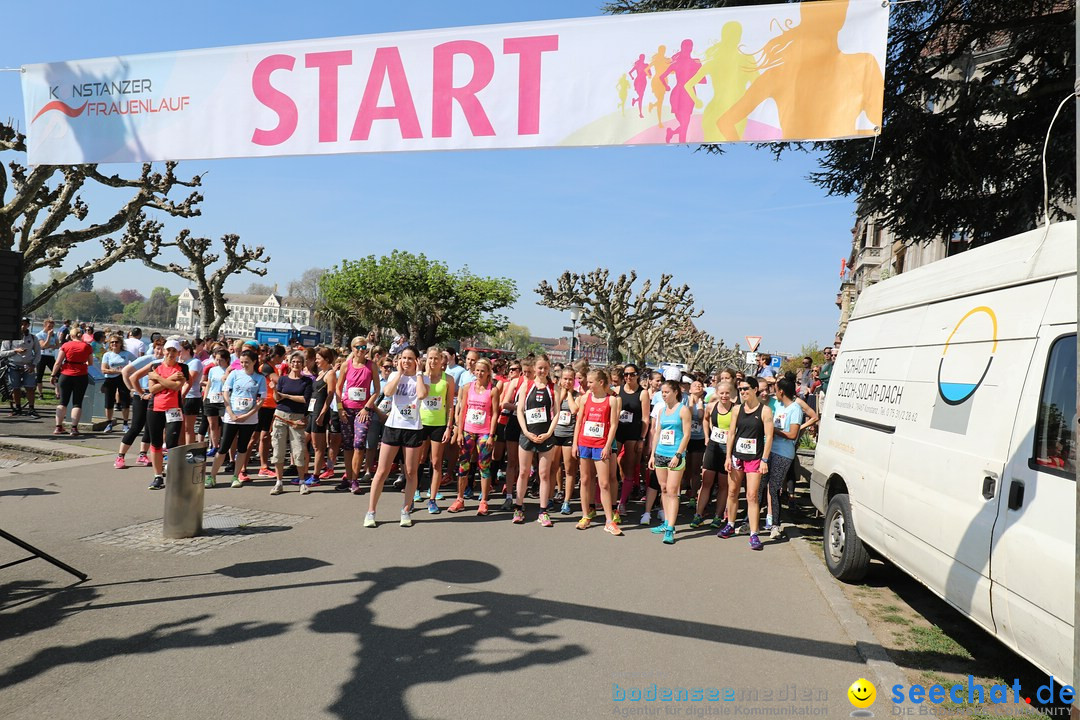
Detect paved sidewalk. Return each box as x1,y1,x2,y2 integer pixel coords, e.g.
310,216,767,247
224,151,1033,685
2,451,882,720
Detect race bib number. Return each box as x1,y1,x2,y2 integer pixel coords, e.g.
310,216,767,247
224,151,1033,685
347,387,367,402
422,396,443,411
558,410,572,426
691,421,703,435
710,427,728,445
659,428,675,447
736,437,758,454
583,421,604,439
525,407,548,425
165,408,183,423
236,396,254,410
619,410,633,424
378,398,393,413
308,398,316,412
466,408,487,426
398,404,416,420
208,391,224,404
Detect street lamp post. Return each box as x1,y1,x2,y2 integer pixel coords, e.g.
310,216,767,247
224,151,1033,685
569,306,582,364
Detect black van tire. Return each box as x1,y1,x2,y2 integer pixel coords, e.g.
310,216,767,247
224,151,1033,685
824,494,870,581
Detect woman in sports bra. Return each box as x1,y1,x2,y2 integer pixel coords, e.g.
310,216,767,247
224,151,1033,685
307,348,338,491
449,358,500,515
573,368,621,534
615,363,651,517
693,381,735,529
648,379,691,545
514,354,560,527
720,378,775,551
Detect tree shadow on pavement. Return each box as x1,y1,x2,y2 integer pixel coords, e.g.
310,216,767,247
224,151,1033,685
312,559,588,719
0,578,289,692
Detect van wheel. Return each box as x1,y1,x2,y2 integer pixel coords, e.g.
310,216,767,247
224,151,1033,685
824,494,870,581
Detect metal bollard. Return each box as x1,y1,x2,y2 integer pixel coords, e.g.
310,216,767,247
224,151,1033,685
163,442,208,539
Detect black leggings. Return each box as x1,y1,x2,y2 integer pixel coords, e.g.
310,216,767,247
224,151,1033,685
220,423,257,455
57,374,89,408
146,409,183,451
122,394,153,447
102,376,131,411
37,356,55,386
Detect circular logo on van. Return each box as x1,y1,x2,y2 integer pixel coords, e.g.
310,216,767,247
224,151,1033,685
937,306,998,406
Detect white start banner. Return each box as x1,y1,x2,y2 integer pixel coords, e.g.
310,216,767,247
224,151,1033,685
22,0,887,165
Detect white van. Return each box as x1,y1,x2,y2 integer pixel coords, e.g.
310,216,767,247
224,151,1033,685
811,220,1076,685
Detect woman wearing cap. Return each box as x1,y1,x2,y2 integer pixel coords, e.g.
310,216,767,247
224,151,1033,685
207,350,266,488
130,339,190,490
720,377,774,551
50,332,95,437
337,337,380,490
648,379,692,544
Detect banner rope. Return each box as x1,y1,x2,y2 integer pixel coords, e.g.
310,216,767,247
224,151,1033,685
0,68,26,73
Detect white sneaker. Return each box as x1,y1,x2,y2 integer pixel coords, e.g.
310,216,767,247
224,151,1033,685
299,484,310,495
640,511,652,525
770,525,782,540
364,511,376,528
400,509,413,527
270,482,283,496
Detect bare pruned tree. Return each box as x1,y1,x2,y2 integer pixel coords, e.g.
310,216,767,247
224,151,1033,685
131,218,270,338
536,270,701,363
0,122,203,313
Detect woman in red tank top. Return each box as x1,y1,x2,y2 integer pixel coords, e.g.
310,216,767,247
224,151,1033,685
572,368,622,535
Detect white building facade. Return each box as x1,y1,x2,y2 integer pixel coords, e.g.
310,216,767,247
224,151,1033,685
176,289,312,338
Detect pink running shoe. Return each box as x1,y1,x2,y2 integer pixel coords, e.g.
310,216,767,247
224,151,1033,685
114,456,126,470
238,472,252,484
135,454,151,467
318,468,335,480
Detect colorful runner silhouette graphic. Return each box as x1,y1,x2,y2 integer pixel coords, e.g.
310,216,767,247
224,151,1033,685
684,22,760,142
628,54,651,118
660,39,704,143
716,0,883,140
616,74,630,115
646,46,672,129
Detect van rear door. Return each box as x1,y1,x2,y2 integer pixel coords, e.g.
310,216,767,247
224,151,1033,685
992,328,1075,684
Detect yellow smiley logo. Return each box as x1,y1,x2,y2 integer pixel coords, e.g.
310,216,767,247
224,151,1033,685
848,678,876,709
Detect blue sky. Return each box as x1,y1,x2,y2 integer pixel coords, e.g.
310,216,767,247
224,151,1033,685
2,0,857,355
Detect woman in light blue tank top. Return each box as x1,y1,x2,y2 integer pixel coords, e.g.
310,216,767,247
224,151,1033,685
647,379,691,545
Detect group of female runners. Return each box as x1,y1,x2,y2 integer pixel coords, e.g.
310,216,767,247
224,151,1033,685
106,332,816,549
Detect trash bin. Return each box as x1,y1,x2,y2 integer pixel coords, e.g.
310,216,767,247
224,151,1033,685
163,442,208,539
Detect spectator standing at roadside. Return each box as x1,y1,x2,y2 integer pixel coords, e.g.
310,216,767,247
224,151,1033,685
36,317,60,399
755,354,777,379
818,347,834,414
2,317,42,417
796,356,814,399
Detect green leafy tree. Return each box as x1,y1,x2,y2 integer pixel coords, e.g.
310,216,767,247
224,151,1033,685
781,343,826,376
603,0,1074,247
491,323,542,356
321,251,518,349
137,286,178,328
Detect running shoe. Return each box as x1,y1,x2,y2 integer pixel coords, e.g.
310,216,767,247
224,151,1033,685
238,472,252,484
640,511,652,525
205,446,217,458
114,455,126,470
709,517,723,529
319,468,336,480
689,514,704,529
749,534,764,551
717,523,736,539
364,511,376,528
303,475,320,487
290,475,302,486
553,491,564,503
463,486,474,500
477,500,489,516
350,481,363,495
224,462,235,474
770,526,782,540
52,425,65,435
512,509,525,524
392,475,406,490
136,453,150,466
538,511,553,528
499,496,513,512
735,522,749,536
764,514,774,531
605,522,623,536
122,423,130,433
650,522,670,535
300,483,310,495
657,508,665,523
334,478,352,492
575,510,596,530
270,482,283,495
663,528,675,545
617,503,627,516
400,509,413,527
560,502,572,515
69,428,81,438
434,492,444,501
148,476,165,490
427,500,440,514
161,451,167,462
612,511,622,526
447,498,466,513
205,475,216,489
413,490,422,503
103,422,113,434
258,466,274,478
231,476,243,488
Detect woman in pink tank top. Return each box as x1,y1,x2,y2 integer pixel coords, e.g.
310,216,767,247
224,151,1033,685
449,358,500,516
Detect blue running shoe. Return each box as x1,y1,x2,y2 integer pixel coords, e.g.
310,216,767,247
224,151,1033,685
560,502,571,515
663,528,675,545
650,523,670,535
427,500,440,514
304,475,320,487
749,534,764,551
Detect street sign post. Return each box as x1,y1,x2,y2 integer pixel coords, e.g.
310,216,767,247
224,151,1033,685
745,336,762,352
